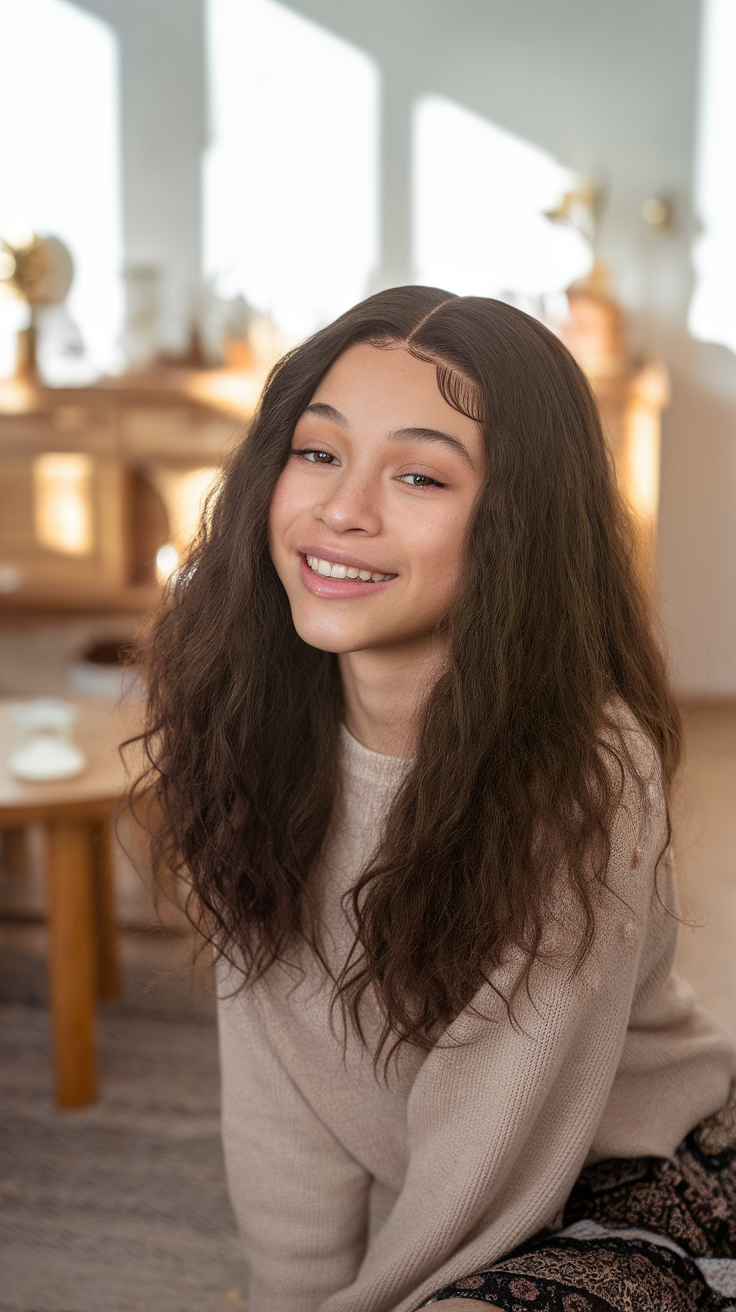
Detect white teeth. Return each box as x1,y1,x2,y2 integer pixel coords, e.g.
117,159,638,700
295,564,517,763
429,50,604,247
306,555,393,582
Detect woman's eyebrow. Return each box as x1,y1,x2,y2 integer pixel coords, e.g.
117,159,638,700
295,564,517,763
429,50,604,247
301,402,347,426
300,405,475,469
389,427,475,469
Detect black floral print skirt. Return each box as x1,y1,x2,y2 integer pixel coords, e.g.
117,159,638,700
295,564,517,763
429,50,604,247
424,1089,736,1311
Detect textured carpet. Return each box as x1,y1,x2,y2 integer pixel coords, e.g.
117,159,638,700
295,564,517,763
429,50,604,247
0,940,248,1312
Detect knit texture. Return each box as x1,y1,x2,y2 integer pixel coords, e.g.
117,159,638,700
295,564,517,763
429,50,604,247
217,721,736,1312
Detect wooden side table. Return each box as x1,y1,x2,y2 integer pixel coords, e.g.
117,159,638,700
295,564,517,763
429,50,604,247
0,697,141,1108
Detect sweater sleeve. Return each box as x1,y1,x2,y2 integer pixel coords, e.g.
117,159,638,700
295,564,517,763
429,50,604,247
217,976,372,1312
319,742,669,1312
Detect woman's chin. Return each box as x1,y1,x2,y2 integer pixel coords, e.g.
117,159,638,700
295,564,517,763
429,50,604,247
292,620,384,655
291,614,441,658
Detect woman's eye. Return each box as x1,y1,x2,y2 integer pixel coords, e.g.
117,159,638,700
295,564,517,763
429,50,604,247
292,448,336,464
399,472,445,489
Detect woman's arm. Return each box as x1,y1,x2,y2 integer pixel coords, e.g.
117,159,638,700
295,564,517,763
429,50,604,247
218,977,372,1312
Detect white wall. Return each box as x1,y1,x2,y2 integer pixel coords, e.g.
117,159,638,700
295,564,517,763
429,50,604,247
72,0,736,696
75,0,206,354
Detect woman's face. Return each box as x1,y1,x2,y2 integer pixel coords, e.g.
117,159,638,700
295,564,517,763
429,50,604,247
268,343,485,656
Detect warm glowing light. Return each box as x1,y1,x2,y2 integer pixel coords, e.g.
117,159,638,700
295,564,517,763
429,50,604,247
33,453,94,556
622,363,669,523
150,466,220,554
0,375,38,414
174,468,220,547
625,411,661,521
184,369,264,420
155,543,179,584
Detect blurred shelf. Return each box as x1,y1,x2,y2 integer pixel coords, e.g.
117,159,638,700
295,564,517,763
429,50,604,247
0,583,162,613
0,366,254,616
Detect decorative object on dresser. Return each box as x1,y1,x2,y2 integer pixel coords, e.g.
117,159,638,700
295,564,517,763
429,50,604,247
544,179,668,580
1,234,271,610
561,261,668,580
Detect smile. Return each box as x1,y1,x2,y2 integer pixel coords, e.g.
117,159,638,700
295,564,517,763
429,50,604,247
305,555,397,583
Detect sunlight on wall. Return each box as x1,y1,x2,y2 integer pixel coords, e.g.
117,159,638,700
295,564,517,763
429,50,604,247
204,0,379,342
413,97,591,301
689,0,736,353
0,0,123,372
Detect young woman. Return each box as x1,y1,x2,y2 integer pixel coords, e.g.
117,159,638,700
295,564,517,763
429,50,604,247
136,287,736,1312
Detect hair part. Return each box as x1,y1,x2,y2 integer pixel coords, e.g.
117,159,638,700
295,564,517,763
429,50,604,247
131,285,681,1063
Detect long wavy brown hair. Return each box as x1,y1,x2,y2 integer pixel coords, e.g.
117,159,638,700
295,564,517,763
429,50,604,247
132,285,681,1058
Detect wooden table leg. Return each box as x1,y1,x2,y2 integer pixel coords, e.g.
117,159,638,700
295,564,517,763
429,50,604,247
46,820,97,1108
1,825,27,874
90,816,120,1001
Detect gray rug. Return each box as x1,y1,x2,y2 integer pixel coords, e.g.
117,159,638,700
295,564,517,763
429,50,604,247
0,945,248,1312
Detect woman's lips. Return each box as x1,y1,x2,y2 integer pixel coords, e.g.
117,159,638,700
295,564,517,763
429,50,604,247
298,553,398,599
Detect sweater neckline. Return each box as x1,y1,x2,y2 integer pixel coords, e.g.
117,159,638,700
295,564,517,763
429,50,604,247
339,724,412,791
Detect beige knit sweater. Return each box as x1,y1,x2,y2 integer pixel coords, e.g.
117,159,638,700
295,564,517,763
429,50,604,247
217,720,736,1312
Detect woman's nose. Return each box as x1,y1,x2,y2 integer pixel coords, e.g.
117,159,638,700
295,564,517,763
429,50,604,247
316,469,382,535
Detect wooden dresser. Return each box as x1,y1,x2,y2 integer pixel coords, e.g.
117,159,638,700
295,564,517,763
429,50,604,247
0,370,247,612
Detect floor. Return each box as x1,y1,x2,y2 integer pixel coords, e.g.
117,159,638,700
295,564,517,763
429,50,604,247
0,703,734,1312
0,929,248,1312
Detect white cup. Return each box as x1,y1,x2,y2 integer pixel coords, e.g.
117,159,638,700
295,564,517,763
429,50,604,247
8,699,87,782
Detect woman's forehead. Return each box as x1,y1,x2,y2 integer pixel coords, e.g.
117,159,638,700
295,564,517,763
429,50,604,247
307,342,482,451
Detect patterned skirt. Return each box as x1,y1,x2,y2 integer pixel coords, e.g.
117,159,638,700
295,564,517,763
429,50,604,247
424,1090,736,1311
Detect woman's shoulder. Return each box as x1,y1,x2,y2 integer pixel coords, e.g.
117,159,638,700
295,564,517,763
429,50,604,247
593,698,670,909
597,697,665,828
599,697,662,778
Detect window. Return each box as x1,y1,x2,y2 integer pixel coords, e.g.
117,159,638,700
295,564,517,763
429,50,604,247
204,0,379,342
0,0,122,373
689,0,736,352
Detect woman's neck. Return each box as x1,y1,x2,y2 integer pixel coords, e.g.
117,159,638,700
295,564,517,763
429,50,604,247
338,633,446,757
